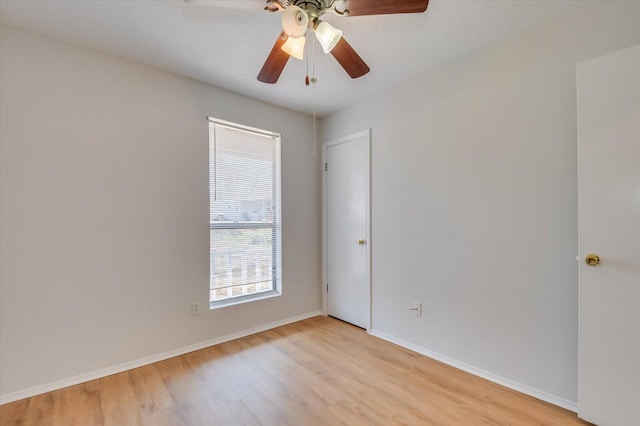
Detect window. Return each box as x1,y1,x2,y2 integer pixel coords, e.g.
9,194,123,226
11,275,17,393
209,118,281,307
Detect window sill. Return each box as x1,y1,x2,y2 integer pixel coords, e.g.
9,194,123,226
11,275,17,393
209,289,281,310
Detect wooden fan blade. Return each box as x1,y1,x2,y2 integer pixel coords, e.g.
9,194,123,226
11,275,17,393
342,0,429,16
330,38,370,79
257,32,290,84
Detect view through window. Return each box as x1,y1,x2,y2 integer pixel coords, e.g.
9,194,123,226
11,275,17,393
209,118,281,306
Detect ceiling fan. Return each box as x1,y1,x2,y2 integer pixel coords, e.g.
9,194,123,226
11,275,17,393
253,0,430,84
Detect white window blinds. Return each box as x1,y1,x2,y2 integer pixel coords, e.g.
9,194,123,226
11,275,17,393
209,119,281,304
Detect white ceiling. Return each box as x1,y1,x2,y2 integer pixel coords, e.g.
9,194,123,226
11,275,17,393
0,0,587,116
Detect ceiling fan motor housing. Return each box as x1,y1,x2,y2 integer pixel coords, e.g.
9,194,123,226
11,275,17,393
292,0,325,18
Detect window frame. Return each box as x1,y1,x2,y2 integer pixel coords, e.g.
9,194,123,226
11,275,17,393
208,117,282,310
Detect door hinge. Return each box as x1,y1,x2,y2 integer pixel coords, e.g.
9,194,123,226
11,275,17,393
324,162,327,172
326,283,328,291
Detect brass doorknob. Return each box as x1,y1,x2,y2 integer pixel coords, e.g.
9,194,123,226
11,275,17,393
356,239,366,245
585,254,600,266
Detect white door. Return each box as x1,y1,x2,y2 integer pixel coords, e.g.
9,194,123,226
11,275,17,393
324,130,370,329
577,44,640,425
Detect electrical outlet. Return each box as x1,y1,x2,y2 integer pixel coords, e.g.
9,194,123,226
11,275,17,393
411,302,422,317
191,302,200,316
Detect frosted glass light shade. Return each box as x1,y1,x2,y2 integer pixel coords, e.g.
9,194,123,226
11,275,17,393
281,35,306,60
315,21,342,54
281,5,309,38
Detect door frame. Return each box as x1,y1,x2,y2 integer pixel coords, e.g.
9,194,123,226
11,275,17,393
322,129,372,331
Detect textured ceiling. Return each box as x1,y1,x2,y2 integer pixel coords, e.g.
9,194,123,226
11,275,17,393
0,0,587,116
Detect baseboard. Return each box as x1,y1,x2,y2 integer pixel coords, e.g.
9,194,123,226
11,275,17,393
0,310,322,405
368,328,578,413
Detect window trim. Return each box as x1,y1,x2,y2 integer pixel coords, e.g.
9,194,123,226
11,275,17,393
208,117,282,310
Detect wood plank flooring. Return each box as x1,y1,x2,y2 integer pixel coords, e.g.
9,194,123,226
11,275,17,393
0,316,591,425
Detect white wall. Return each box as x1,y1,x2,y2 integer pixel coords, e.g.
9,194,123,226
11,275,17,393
0,25,321,397
321,1,640,404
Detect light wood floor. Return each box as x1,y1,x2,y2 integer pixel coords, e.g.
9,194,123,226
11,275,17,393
1,316,591,426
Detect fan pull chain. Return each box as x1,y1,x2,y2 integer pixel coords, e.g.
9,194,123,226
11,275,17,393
312,32,317,157
305,32,310,86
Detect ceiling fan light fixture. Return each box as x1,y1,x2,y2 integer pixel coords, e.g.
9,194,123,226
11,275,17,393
281,5,309,38
281,35,306,60
315,21,343,54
